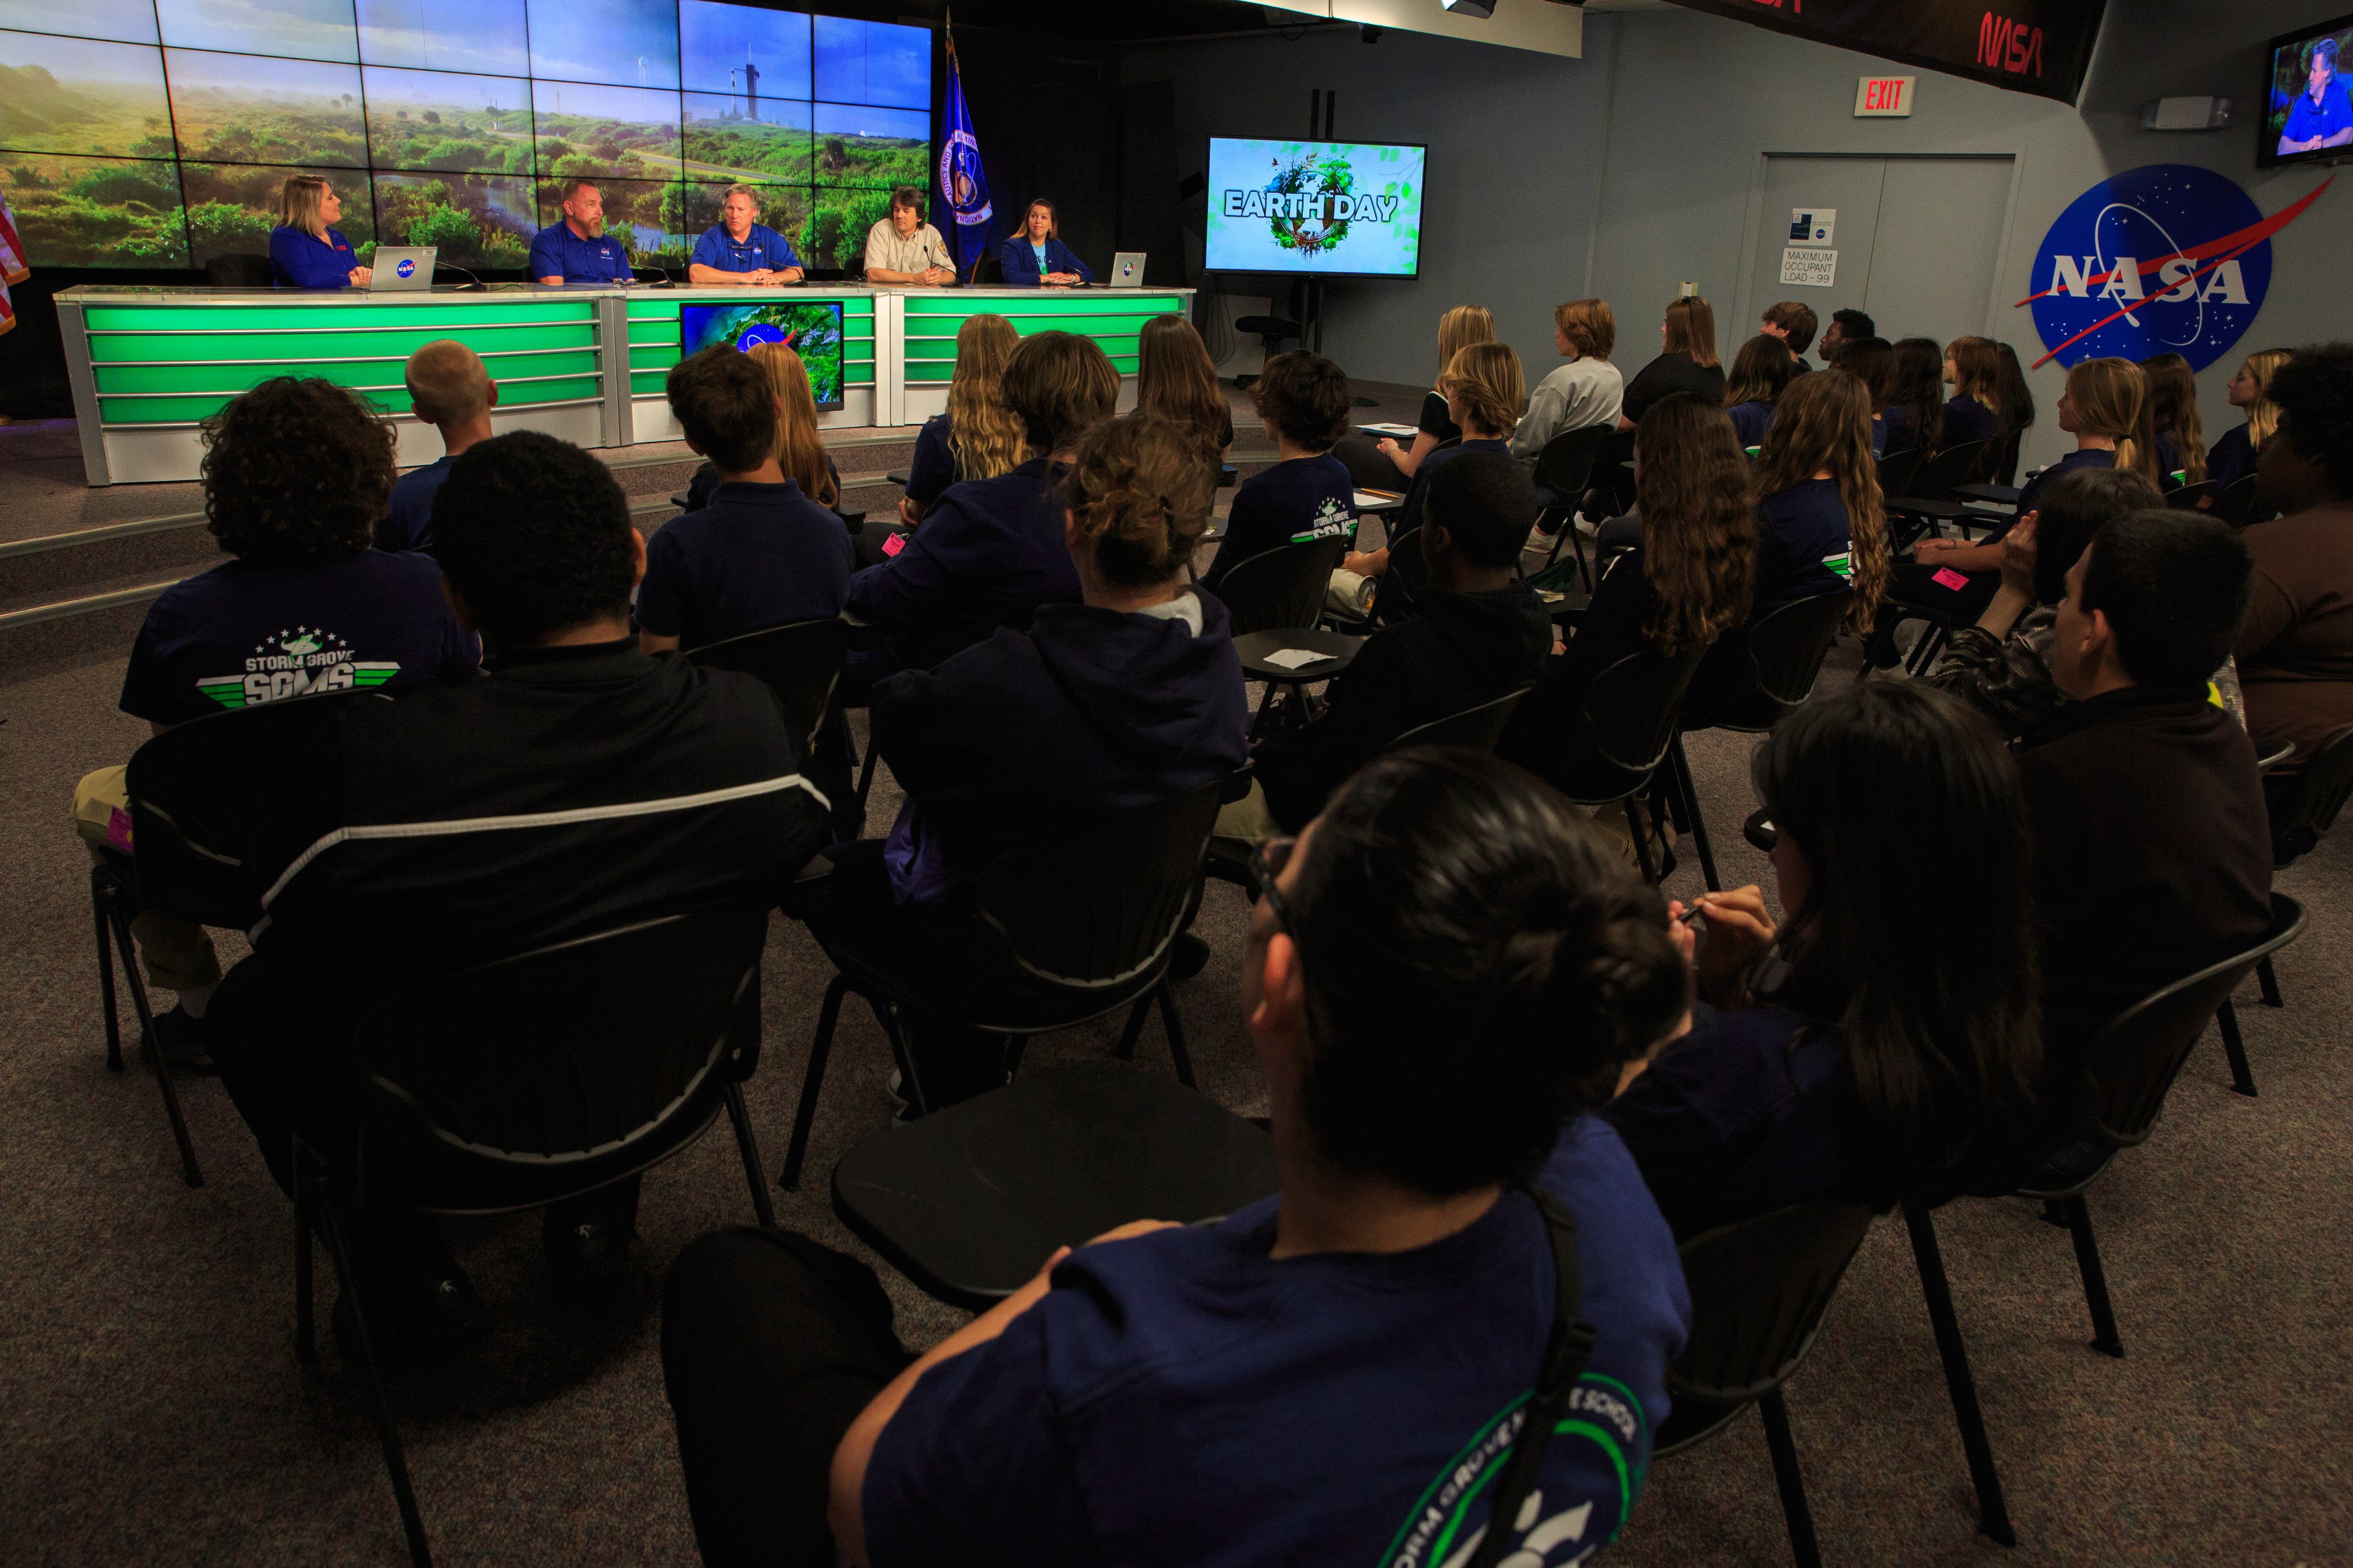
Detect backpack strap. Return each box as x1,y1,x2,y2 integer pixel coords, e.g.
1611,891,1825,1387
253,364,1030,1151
1464,1185,1597,1568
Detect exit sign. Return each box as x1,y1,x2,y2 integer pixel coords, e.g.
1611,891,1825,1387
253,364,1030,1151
1856,75,1915,116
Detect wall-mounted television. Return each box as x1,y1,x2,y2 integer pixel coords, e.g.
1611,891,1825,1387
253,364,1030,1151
1203,137,1425,279
2259,11,2353,167
679,299,845,409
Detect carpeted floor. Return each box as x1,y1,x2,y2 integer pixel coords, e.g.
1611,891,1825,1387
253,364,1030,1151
3,531,2348,1561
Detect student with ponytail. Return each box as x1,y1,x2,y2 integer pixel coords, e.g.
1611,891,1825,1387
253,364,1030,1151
808,412,1247,1106
1900,356,2152,625
1604,681,2044,1237
665,748,1692,1568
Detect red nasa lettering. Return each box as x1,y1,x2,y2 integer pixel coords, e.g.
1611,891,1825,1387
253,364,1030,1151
1979,10,2043,78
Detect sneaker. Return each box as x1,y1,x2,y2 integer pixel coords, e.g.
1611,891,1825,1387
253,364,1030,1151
884,1069,909,1117
1523,523,1560,552
149,1007,217,1075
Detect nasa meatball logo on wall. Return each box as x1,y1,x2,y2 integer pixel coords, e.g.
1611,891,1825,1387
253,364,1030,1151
2020,163,2331,370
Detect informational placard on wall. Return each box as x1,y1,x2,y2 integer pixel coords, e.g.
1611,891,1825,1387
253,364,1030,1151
1781,247,1838,287
1789,208,1836,246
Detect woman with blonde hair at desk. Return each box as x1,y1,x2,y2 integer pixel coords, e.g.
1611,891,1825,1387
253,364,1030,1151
268,175,370,291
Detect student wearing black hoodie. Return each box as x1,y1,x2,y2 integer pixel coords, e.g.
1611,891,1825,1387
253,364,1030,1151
809,413,1250,1104
842,331,1118,681
1240,452,1553,834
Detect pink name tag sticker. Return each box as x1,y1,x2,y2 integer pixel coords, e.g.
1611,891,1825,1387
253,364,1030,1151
1932,567,1970,590
881,532,907,557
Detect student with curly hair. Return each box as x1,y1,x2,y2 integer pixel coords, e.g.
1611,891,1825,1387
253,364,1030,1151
811,413,1248,1104
205,430,831,1364
901,314,1026,526
70,378,476,1064
1751,369,1889,627
665,748,1692,1568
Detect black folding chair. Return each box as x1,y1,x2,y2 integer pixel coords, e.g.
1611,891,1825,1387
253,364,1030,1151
2269,724,2353,874
1667,592,1852,891
1532,424,1616,586
1657,1204,1877,1568
1392,685,1532,752
296,908,778,1568
831,1060,1278,1311
1545,642,1715,886
2214,474,2266,526
1368,525,1432,629
1874,447,1925,540
94,690,368,1185
1901,896,2306,1550
1887,441,1994,546
782,781,1224,1190
685,616,850,758
2165,479,2219,511
1217,536,1358,736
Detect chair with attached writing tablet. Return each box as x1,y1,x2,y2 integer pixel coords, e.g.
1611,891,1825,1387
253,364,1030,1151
94,689,369,1187
295,907,780,1568
685,616,849,759
1214,536,1358,737
781,781,1225,1191
1656,1203,1877,1568
831,1060,1279,1311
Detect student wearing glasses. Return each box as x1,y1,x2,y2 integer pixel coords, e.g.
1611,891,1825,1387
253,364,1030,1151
662,748,1694,1568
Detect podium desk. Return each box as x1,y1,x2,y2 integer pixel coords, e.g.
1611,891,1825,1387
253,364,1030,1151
56,282,1194,486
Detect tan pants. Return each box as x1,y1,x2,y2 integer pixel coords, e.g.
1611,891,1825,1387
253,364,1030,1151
72,764,222,992
1212,779,1281,845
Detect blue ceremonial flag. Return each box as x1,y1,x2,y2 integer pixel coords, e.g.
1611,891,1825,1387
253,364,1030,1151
938,32,994,279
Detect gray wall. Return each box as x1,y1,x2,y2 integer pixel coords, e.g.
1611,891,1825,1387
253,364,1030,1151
1122,2,2350,472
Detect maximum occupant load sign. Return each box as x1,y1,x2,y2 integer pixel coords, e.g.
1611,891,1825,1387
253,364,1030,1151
1780,248,1838,287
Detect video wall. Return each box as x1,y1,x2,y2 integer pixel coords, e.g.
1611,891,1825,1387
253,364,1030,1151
0,0,931,272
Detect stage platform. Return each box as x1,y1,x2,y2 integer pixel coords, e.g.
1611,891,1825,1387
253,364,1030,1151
53,283,1194,488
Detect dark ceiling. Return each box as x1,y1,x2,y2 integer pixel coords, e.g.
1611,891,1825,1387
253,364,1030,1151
822,0,1328,44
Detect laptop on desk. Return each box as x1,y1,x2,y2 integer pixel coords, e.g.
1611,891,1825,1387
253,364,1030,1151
370,246,437,291
1106,251,1146,288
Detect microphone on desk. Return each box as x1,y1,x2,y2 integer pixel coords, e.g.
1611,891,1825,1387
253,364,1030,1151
433,264,487,292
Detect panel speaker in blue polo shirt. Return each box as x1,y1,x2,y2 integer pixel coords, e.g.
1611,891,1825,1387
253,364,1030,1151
681,301,846,409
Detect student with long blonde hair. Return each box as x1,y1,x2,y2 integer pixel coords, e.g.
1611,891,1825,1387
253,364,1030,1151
1365,304,1495,482
748,341,842,510
2207,347,2290,494
1752,369,1887,629
1899,356,2149,628
1137,315,1234,464
268,174,370,290
902,314,1026,525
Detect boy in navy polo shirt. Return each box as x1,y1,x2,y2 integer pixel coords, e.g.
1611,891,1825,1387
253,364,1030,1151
381,339,497,553
71,377,477,1062
530,179,637,285
688,186,805,284
638,345,853,654
1201,349,1357,595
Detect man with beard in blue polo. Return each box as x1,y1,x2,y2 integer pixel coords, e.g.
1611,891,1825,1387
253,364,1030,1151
531,179,638,285
688,185,805,284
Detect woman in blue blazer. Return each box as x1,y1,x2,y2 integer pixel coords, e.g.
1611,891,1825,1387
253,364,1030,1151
997,198,1093,287
267,175,371,291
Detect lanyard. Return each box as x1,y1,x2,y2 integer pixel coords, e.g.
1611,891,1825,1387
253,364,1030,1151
1463,1185,1596,1568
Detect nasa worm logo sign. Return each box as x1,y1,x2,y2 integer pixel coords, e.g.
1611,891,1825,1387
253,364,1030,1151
2022,163,2331,371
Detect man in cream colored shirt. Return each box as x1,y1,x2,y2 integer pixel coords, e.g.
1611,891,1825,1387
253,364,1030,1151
864,188,956,285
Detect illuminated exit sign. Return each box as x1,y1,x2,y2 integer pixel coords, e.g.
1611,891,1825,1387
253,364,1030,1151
1855,75,1915,116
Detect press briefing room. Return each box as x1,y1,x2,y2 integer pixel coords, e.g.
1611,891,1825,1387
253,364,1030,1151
2,0,2351,1561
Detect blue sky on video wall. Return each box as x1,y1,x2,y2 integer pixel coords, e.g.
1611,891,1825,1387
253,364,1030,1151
0,0,932,268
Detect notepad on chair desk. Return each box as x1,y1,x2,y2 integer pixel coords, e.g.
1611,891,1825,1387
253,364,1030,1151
1258,647,1338,671
1358,422,1419,438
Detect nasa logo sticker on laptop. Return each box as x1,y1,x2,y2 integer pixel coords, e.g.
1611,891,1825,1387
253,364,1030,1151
2019,163,2331,370
396,257,418,280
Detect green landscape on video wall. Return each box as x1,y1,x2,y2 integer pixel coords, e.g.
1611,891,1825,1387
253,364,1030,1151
0,0,932,272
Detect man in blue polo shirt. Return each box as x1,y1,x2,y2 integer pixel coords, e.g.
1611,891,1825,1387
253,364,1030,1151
530,179,638,286
2279,36,2353,155
688,185,805,285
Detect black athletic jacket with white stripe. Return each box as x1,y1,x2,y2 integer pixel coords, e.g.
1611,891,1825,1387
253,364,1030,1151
246,638,831,969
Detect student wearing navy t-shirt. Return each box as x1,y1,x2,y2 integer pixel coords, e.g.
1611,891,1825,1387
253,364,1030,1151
267,175,370,291
2206,349,2289,497
1201,349,1357,594
899,314,1027,526
1351,342,1523,584
638,346,853,654
843,331,1114,678
1748,369,1886,619
381,339,499,553
1604,682,2041,1238
72,377,476,1064
663,747,1692,1568
530,180,637,285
